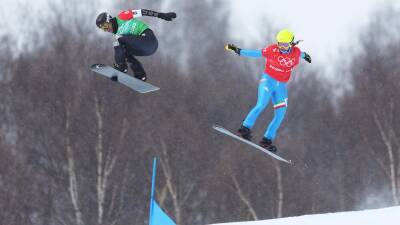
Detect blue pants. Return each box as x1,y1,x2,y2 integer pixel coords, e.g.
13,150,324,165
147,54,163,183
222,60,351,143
242,73,288,140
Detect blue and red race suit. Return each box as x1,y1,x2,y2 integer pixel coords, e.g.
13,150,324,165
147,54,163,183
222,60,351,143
241,45,307,140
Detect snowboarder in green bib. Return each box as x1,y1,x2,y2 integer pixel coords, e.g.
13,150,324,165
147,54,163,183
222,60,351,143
96,9,176,81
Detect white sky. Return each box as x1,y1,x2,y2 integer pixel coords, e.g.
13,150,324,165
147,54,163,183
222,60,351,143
228,0,400,75
209,206,400,225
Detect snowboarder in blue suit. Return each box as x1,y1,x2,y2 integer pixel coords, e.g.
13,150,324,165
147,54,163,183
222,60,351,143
225,29,311,152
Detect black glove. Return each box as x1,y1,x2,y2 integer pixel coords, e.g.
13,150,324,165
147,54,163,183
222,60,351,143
303,52,312,63
225,43,241,55
113,63,128,73
158,12,177,21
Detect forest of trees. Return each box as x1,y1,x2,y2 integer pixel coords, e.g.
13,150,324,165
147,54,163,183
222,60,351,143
0,1,399,225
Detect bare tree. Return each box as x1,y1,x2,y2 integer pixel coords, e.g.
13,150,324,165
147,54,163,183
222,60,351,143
6,1,400,225
338,5,400,208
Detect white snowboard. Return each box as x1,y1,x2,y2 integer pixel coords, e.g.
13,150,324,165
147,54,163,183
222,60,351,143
213,124,293,165
90,64,159,93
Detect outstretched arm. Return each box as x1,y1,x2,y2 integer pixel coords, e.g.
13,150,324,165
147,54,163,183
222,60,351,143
240,49,262,58
118,9,176,21
225,44,262,58
142,9,176,21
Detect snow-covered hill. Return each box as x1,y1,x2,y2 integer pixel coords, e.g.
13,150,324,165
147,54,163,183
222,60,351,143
210,206,400,225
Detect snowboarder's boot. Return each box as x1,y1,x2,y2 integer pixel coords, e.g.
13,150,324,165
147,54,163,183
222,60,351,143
237,125,252,140
259,137,277,152
113,63,128,73
134,70,147,82
111,63,128,82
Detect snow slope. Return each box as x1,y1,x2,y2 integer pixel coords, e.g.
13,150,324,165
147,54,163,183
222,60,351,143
210,206,400,225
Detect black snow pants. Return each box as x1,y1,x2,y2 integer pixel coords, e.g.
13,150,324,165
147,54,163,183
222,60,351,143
114,29,158,76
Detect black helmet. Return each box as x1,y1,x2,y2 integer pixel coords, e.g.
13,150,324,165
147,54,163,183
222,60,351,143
96,12,112,28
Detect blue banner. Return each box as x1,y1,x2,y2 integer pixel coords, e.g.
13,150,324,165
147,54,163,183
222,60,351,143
150,201,176,225
149,157,177,225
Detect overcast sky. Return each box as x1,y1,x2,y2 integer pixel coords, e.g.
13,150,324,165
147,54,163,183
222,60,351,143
2,0,400,74
229,0,400,74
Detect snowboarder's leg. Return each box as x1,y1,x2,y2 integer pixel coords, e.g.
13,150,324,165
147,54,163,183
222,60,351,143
259,82,287,152
264,106,287,140
114,45,128,71
126,54,147,81
263,82,288,140
259,105,286,152
111,45,129,81
117,29,158,56
117,29,158,81
242,74,272,129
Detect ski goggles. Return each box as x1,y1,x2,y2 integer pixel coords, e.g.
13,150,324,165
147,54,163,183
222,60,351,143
99,22,111,31
277,42,292,50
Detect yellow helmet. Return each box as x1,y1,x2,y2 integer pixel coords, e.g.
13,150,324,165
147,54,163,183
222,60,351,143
276,29,295,43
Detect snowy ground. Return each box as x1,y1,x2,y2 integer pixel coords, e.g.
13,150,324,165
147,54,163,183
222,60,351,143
209,206,400,225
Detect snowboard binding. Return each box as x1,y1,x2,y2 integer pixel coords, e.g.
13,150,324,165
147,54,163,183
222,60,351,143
238,125,252,140
259,137,277,152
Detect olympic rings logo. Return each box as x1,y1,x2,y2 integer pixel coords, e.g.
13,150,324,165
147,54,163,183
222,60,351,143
277,56,295,67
